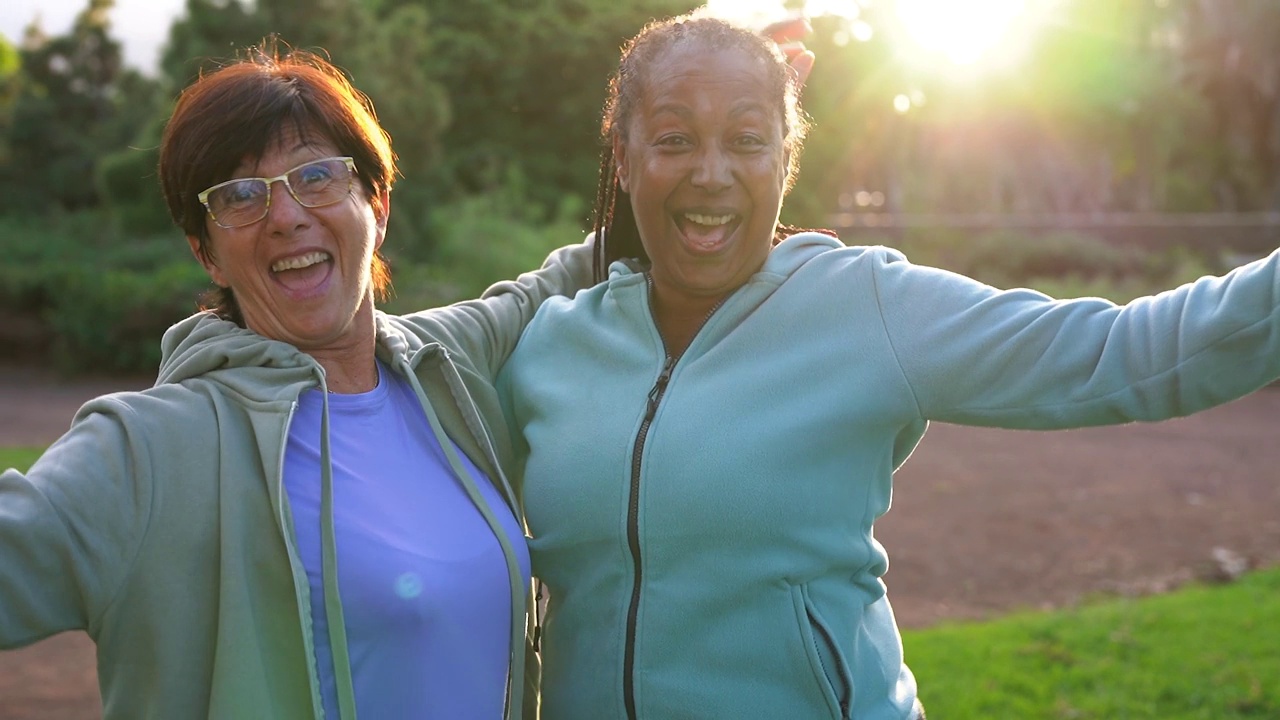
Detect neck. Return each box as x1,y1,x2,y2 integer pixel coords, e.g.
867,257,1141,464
309,304,380,394
651,288,723,359
315,351,379,394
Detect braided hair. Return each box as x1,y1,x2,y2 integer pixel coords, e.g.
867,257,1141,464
590,13,821,283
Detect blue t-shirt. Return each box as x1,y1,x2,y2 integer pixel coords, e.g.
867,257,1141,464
284,361,530,718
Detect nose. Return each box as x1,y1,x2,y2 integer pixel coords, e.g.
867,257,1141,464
263,178,309,233
689,143,733,192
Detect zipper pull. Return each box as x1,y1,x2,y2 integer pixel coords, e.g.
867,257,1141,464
532,581,546,653
645,356,675,418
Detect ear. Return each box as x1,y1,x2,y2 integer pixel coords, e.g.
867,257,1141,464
187,235,227,287
372,191,391,251
613,134,631,193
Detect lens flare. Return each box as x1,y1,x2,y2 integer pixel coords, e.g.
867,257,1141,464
895,0,1031,66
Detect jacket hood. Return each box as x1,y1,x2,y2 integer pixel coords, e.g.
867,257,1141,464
762,231,845,275
157,311,436,400
608,230,845,282
156,312,322,402
372,311,430,366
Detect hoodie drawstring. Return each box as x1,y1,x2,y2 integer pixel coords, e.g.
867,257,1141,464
319,388,359,719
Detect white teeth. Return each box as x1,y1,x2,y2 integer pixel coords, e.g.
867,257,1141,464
684,212,734,226
271,251,330,273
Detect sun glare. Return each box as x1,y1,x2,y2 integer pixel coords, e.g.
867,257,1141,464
894,0,1032,67
700,0,1043,73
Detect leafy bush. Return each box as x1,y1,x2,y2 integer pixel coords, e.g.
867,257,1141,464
45,262,210,375
4,201,1235,376
97,142,172,237
0,211,206,374
381,182,589,313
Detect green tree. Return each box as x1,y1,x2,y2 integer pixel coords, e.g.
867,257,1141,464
341,3,450,258
0,35,21,168
160,0,374,85
1174,0,1280,210
158,0,270,88
790,0,1226,222
401,0,698,214
4,0,113,211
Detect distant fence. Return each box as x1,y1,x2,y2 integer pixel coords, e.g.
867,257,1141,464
830,212,1280,263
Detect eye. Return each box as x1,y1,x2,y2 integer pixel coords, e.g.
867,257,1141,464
733,133,767,150
217,180,267,208
655,134,692,148
295,161,336,187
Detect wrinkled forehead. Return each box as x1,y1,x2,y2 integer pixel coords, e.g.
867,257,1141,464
644,42,772,89
633,45,783,123
226,122,336,179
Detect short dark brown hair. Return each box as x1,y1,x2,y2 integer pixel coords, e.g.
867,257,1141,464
158,44,396,324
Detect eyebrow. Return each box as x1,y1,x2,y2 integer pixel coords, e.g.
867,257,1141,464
650,100,772,120
237,142,327,177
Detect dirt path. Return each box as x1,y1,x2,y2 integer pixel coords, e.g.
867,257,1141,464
2,368,1278,719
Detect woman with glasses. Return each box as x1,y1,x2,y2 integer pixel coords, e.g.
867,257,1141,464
0,46,590,719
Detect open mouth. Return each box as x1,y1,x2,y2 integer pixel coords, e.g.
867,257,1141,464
675,211,740,253
270,251,332,294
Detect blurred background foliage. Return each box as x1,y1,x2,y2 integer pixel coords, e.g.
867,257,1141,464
0,0,1277,373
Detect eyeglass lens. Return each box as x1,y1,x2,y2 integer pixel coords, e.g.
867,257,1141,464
207,158,352,228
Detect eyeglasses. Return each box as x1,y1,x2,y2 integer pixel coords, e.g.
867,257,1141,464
198,156,357,229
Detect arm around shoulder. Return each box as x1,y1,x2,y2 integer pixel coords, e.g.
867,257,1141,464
397,234,597,379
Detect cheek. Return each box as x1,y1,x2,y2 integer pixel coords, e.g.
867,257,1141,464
758,155,788,201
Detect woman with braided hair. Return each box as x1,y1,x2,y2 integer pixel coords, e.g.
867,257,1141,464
499,11,1280,720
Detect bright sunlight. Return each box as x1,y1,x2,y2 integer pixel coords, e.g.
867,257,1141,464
703,0,1047,73
892,0,1037,67
894,0,1029,65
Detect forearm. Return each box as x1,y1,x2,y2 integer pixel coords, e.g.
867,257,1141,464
397,235,597,379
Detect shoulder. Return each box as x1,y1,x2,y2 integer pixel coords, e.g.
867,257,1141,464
376,311,433,353
71,383,228,444
770,233,906,269
765,234,910,288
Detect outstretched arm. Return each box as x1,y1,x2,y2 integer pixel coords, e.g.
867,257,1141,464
0,403,148,648
871,246,1280,427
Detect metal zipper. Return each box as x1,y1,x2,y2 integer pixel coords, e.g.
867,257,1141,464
623,275,727,720
808,608,852,718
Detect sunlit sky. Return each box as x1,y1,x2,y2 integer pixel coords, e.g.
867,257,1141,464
709,0,1046,71
2,0,1046,78
0,0,186,74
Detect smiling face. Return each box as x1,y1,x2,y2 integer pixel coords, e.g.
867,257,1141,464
614,43,789,312
187,125,388,354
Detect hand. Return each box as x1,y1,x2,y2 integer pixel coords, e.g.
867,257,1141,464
759,14,816,88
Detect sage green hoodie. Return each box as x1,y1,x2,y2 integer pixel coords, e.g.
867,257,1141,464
0,239,593,719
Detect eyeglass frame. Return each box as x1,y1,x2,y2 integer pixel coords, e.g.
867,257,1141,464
197,156,358,229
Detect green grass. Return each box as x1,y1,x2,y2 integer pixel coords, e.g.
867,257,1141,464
0,447,44,472
905,567,1280,718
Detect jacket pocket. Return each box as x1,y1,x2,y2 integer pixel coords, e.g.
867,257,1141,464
791,583,853,720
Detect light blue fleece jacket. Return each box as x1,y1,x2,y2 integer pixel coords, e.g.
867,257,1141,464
499,232,1280,720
